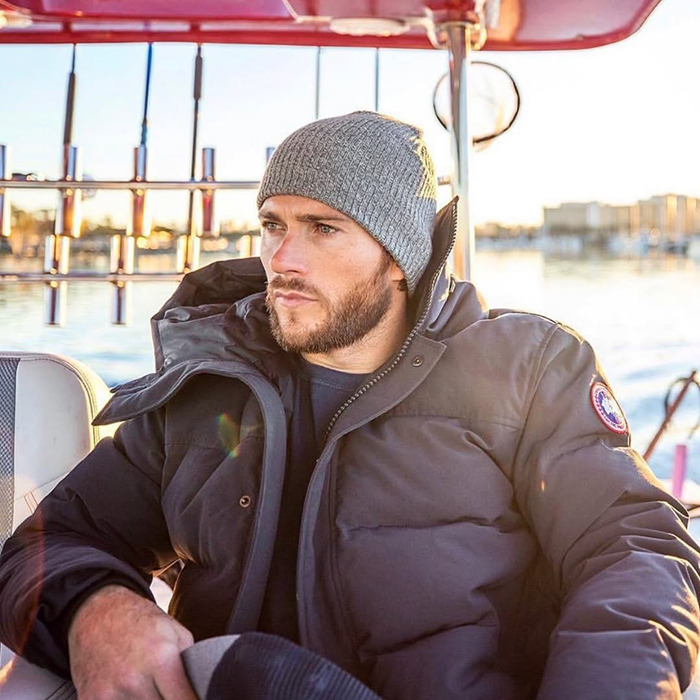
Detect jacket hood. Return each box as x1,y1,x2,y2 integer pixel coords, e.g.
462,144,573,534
95,199,487,425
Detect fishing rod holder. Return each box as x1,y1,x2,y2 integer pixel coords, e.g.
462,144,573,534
106,143,149,325
110,232,135,325
43,143,82,325
54,144,82,238
43,234,70,325
201,147,218,238
129,144,151,238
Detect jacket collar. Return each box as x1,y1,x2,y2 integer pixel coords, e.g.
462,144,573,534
97,198,486,424
149,197,465,368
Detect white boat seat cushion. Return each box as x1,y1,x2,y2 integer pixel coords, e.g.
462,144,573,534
0,352,114,549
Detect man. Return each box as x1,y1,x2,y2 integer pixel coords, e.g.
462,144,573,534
1,111,699,699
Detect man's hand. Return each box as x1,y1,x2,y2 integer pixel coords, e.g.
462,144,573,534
68,584,197,699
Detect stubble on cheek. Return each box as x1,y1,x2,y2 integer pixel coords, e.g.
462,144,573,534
266,292,327,352
265,256,393,355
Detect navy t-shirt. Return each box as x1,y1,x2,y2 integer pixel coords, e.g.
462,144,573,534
258,356,370,641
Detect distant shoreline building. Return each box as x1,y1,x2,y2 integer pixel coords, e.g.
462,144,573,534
542,194,700,253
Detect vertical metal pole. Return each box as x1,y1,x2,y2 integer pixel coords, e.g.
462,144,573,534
47,145,81,326
374,48,380,112
177,229,201,273
110,234,134,325
43,234,70,326
111,145,145,326
0,145,9,239
314,47,321,120
446,23,475,281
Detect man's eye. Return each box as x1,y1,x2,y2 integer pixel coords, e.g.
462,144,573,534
261,221,281,232
317,223,337,235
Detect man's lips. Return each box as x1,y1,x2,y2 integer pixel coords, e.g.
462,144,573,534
273,290,317,307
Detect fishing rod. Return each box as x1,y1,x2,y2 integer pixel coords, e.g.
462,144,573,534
63,44,77,147
56,42,81,240
46,44,81,325
180,44,204,272
111,43,154,324
130,41,153,240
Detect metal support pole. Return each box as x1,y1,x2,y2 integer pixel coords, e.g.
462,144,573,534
0,145,9,239
177,231,201,273
109,233,134,325
201,147,219,238
110,144,147,325
43,234,70,325
314,47,321,120
374,49,380,112
446,22,476,281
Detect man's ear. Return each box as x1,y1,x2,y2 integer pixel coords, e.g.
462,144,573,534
388,258,404,283
388,260,408,293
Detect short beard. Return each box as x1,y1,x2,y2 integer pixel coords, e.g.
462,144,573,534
266,254,394,354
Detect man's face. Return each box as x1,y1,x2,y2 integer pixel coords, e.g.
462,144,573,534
259,195,404,354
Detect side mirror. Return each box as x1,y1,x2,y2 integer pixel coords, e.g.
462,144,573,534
433,61,520,150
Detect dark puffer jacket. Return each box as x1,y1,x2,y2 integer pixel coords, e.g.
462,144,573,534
1,202,699,699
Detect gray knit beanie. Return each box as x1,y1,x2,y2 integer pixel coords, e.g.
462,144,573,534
257,111,437,294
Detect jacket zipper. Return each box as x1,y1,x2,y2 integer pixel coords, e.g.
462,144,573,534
294,202,458,652
321,202,458,442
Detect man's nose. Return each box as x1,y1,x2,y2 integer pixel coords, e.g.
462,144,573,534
269,229,309,276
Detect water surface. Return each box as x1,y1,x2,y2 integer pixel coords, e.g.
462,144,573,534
2,249,699,481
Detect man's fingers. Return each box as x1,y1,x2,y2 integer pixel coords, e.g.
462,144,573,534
153,657,199,700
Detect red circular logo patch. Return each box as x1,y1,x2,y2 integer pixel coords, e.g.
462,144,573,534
590,382,628,434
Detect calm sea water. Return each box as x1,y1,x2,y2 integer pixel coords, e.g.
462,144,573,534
2,248,699,482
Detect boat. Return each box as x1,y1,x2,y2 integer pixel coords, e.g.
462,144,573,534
1,0,699,696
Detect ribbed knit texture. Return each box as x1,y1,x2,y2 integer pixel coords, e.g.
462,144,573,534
205,633,381,700
257,111,437,294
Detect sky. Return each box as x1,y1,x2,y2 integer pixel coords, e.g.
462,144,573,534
1,0,699,228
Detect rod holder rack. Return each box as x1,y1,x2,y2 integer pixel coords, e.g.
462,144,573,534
1,140,451,326
1,179,260,191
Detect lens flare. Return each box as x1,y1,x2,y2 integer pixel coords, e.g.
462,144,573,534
217,413,241,459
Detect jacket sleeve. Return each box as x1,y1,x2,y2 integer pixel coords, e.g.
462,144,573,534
511,323,700,699
0,407,177,678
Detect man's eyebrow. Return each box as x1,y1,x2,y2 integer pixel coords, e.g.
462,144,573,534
257,209,350,224
257,209,283,222
296,213,349,223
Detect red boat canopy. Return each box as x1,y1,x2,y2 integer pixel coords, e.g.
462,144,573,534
0,0,663,50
